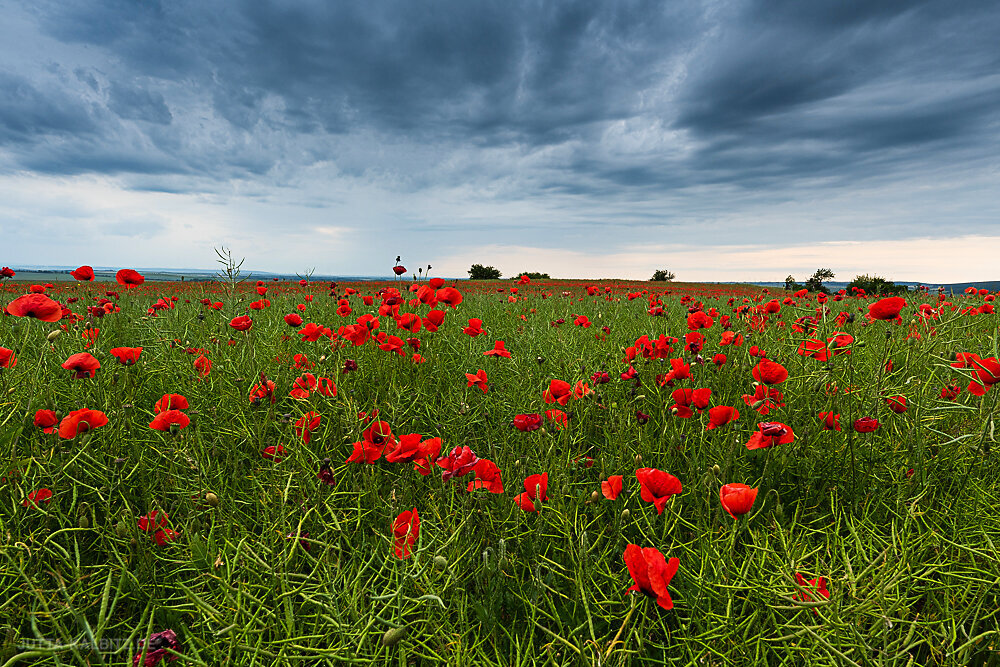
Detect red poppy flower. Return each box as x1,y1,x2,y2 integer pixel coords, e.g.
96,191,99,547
294,411,322,443
262,444,286,461
940,384,961,401
635,468,682,514
284,313,303,326
852,417,880,433
745,421,795,449
545,409,568,429
193,355,212,376
138,510,169,532
115,269,145,288
297,322,328,341
422,309,446,332
484,340,511,358
741,385,785,415
543,379,572,405
58,408,108,439
623,544,680,610
0,347,16,369
670,387,712,418
886,396,908,413
601,475,623,500
751,359,788,385
0,266,15,278
392,508,420,559
868,296,906,321
462,318,485,336
793,572,830,603
69,265,95,281
250,379,276,404
149,410,191,432
686,311,713,330
33,409,58,433
968,357,1000,396
515,472,549,512
61,352,100,379
392,265,407,276
620,365,638,380
468,459,504,494
22,488,53,508
5,294,63,321
346,420,396,464
153,394,188,413
437,445,479,481
108,347,143,365
705,405,740,430
513,413,542,432
229,315,253,331
435,287,463,308
465,369,488,393
719,483,758,520
818,411,841,431
712,353,727,366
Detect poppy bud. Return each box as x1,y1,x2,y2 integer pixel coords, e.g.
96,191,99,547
433,555,448,570
169,423,181,436
634,454,642,466
46,330,61,342
115,522,128,538
712,464,721,477
620,509,630,521
590,490,600,503
205,492,220,507
382,627,407,647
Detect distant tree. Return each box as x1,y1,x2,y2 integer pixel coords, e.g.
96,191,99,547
650,269,676,282
804,268,835,294
468,264,502,280
513,271,550,280
784,275,798,290
847,274,908,295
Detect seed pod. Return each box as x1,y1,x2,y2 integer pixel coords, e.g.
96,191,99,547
205,492,220,507
433,555,448,570
78,515,90,529
115,522,128,538
46,330,61,342
382,627,407,647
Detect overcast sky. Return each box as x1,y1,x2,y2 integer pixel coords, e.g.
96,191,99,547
1,0,998,282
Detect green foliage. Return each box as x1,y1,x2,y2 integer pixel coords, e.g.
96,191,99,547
468,264,502,280
512,271,550,280
650,269,676,282
804,267,835,294
848,273,909,295
0,278,996,664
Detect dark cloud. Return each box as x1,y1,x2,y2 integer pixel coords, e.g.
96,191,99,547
108,81,172,125
0,0,996,226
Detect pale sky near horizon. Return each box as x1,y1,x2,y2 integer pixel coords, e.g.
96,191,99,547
1,0,998,282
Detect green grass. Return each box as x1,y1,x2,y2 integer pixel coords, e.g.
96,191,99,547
1,278,998,666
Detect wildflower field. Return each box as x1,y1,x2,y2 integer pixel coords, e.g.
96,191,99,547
1,267,999,666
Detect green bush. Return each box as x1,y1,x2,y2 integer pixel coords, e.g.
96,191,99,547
468,264,502,280
847,274,908,295
650,269,675,282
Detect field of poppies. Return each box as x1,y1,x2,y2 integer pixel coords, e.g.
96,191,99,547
1,265,999,666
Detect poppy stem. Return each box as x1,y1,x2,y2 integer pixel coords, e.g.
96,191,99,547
604,596,637,661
